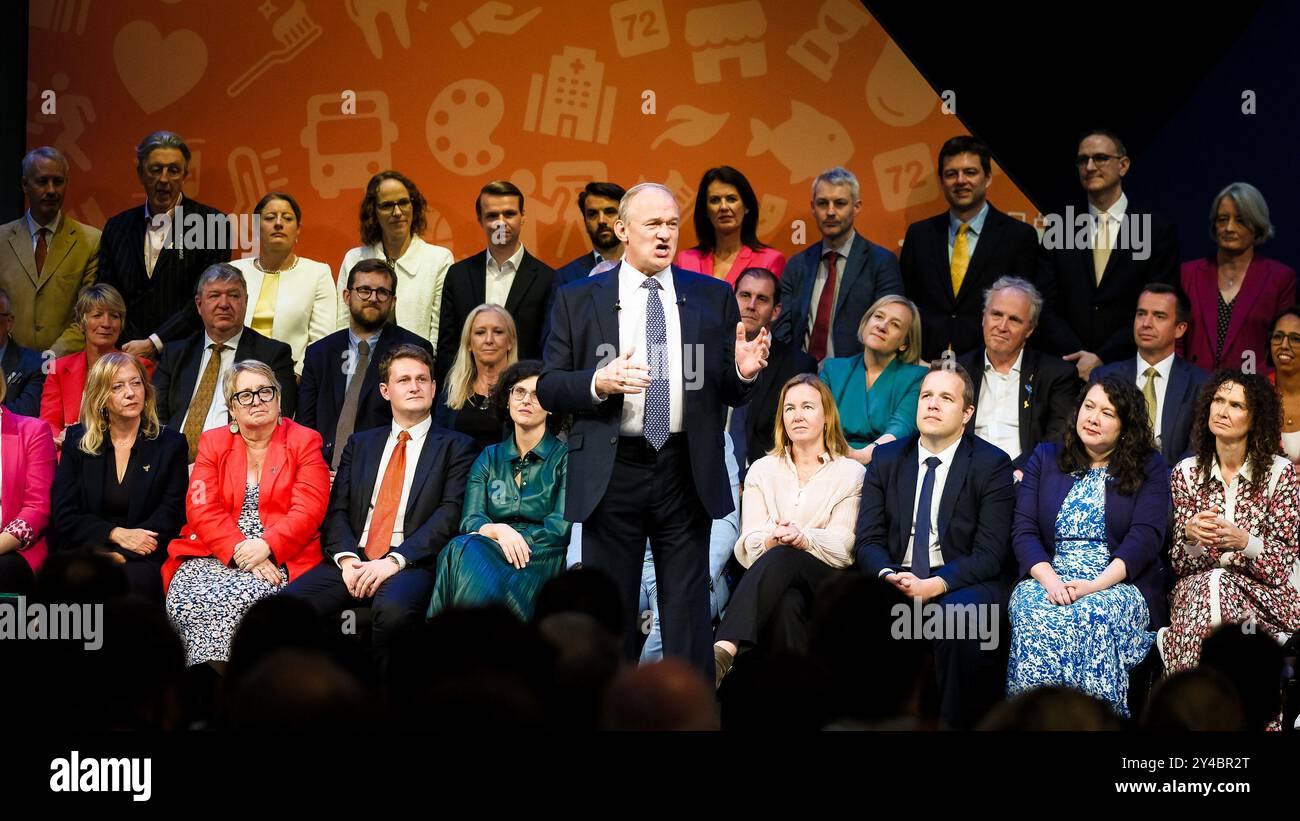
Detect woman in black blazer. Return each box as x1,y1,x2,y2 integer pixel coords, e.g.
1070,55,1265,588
50,352,187,601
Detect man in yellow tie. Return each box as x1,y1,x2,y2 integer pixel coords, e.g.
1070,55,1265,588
151,264,297,455
900,136,1040,361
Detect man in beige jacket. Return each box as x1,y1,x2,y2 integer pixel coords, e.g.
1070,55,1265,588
0,146,99,356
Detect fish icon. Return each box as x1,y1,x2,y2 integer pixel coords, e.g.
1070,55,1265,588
747,101,854,183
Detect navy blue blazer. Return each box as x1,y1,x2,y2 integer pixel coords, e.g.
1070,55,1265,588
323,422,476,567
1091,355,1209,468
553,252,602,290
297,324,433,466
772,232,904,358
855,433,1016,592
48,425,188,567
537,264,754,522
1012,442,1171,628
1,341,46,418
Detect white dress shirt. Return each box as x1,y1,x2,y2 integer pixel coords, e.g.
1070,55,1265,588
605,262,685,435
1089,192,1128,259
1135,350,1174,442
902,436,963,571
485,244,526,307
25,211,61,252
974,348,1024,462
181,329,242,434
233,256,336,375
335,413,434,568
805,229,856,358
144,196,182,278
335,236,454,353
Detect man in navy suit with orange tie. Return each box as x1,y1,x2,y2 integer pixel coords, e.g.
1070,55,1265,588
539,183,770,679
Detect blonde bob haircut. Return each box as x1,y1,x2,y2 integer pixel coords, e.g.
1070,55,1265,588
768,373,851,459
856,294,922,365
444,304,519,411
78,352,161,455
74,282,127,329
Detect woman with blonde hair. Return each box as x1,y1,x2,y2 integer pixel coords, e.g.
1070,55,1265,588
40,283,154,448
163,359,329,666
713,373,866,686
434,303,518,452
49,352,188,600
819,295,927,466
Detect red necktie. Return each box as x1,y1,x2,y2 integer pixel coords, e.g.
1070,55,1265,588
364,431,410,559
34,228,48,275
808,251,838,361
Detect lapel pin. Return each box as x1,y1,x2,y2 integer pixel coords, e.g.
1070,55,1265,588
142,465,150,472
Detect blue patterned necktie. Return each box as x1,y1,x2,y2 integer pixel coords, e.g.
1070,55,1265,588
911,456,941,579
642,277,670,450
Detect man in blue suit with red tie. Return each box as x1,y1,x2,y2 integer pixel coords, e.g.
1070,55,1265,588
539,183,770,680
856,362,1016,728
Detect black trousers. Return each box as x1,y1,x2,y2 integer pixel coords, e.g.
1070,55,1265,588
283,560,436,670
716,546,843,655
584,435,713,680
0,553,35,595
928,579,1010,730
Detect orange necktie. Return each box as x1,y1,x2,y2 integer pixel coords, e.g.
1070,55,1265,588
364,430,410,559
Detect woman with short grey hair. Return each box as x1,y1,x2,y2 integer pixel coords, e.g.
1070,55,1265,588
1180,182,1296,373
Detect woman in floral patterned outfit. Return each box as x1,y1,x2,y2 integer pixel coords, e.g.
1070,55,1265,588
1162,370,1300,677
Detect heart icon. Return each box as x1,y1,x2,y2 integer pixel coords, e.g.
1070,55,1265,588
113,21,208,114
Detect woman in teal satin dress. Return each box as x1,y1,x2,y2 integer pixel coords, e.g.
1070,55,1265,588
428,360,570,620
819,295,927,466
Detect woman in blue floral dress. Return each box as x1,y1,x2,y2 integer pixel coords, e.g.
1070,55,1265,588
1007,377,1171,716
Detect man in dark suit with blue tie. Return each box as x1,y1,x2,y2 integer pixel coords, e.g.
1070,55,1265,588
772,167,904,361
900,136,1042,361
298,259,432,469
856,362,1016,728
1091,283,1209,467
538,183,770,679
286,344,475,669
553,182,626,289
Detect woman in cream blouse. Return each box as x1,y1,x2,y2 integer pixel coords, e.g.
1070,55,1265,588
335,171,453,353
231,192,335,375
713,373,865,687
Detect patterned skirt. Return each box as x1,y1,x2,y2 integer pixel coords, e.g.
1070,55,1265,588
165,556,288,666
1160,567,1300,672
427,534,566,621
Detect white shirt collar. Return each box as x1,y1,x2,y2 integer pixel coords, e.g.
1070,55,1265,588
983,347,1025,376
204,329,243,351
826,228,856,259
391,413,433,442
1209,457,1252,487
145,194,183,224
1089,191,1128,220
618,259,674,293
25,210,61,236
486,243,526,275
1138,350,1175,380
918,435,963,468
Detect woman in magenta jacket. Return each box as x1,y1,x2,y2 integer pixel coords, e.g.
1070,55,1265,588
0,382,57,594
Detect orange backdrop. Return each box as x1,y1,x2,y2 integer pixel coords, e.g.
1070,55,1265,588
27,0,1035,273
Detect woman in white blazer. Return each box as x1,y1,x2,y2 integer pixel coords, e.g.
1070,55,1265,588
334,171,453,353
232,192,335,375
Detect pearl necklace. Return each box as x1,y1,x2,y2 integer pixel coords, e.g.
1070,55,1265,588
253,254,299,275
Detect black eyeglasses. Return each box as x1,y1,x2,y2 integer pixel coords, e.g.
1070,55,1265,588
377,198,412,214
1075,153,1123,168
351,286,394,302
230,385,278,406
1271,331,1300,348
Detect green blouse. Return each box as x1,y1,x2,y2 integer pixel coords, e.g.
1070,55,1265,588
459,430,571,554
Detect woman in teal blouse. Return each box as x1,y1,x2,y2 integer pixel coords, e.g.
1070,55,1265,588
819,295,927,465
428,360,570,620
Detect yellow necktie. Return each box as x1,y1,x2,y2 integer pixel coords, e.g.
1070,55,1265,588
251,271,280,336
183,343,229,462
950,223,970,296
1093,211,1112,285
1142,366,1158,433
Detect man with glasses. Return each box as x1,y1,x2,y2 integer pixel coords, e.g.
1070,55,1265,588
1091,283,1209,467
98,131,232,361
152,263,295,461
435,180,556,382
1037,128,1179,380
300,259,433,470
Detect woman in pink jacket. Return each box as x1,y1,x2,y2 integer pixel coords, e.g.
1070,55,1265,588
676,166,786,285
0,376,58,594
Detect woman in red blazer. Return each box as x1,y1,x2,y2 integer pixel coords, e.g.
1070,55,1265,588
0,390,58,594
40,283,155,448
163,360,329,667
1180,183,1297,374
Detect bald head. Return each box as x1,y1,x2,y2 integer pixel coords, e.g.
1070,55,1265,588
616,184,680,275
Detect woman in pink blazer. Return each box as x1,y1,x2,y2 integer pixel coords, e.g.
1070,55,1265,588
1180,182,1297,374
40,283,154,449
676,166,786,285
0,391,58,594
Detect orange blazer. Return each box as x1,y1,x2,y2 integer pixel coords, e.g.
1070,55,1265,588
40,350,157,437
162,418,329,592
